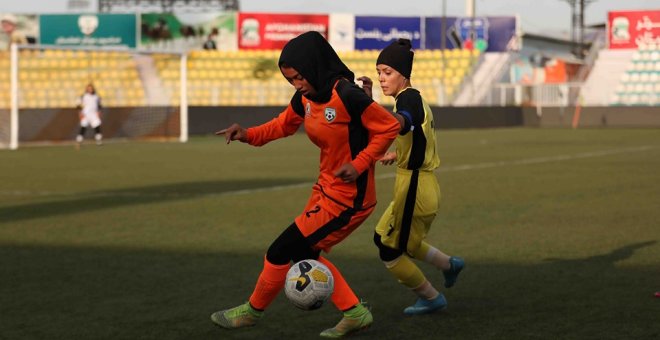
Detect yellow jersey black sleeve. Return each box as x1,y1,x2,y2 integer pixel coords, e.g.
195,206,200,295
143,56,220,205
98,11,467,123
393,88,440,171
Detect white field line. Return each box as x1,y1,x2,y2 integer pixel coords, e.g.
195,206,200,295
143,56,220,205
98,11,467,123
378,145,657,179
1,145,656,199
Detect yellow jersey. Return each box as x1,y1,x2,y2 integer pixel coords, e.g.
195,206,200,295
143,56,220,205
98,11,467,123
392,87,440,171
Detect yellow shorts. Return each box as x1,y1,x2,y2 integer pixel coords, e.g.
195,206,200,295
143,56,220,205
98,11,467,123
375,168,440,255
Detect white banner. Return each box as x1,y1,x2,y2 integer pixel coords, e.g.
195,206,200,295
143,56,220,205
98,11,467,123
329,13,354,52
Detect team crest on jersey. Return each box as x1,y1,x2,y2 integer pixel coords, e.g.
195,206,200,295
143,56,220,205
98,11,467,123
305,102,311,117
324,107,336,122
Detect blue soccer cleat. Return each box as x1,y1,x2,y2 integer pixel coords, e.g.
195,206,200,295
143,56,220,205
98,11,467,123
443,256,465,288
403,293,447,315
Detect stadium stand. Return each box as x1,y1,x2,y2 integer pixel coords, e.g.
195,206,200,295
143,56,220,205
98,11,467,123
161,48,479,107
0,49,146,109
611,44,659,106
343,49,479,106
581,49,635,106
1,47,479,109
452,51,511,106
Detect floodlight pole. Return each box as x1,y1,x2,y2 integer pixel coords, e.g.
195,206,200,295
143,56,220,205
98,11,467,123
441,0,447,51
561,0,596,59
466,0,475,18
466,0,476,45
466,0,476,104
439,0,448,105
577,0,586,58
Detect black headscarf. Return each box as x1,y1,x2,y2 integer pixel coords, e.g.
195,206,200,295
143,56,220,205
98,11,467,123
278,31,354,103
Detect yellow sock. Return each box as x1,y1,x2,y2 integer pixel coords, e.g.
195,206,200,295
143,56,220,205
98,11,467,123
383,255,426,289
412,241,451,271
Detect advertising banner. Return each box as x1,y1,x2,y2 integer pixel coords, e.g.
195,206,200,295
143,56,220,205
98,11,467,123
425,16,517,52
141,12,237,51
608,10,660,49
238,13,328,50
0,13,38,50
354,16,421,50
39,14,136,48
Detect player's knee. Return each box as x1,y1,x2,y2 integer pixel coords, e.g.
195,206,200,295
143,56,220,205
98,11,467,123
266,223,318,265
373,232,402,262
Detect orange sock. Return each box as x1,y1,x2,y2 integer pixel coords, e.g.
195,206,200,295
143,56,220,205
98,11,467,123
248,257,291,310
318,256,359,311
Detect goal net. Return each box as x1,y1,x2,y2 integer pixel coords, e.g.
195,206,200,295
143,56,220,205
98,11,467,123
0,44,187,149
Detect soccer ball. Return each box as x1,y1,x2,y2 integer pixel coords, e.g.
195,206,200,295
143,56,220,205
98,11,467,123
285,259,334,310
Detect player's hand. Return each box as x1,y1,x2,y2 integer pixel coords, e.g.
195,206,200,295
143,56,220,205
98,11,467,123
379,151,397,165
357,76,373,98
334,163,359,183
215,123,248,144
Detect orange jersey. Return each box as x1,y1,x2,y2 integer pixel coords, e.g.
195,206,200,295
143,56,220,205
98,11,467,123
246,79,399,214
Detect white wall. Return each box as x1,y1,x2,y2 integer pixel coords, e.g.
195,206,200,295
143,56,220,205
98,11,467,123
0,0,98,13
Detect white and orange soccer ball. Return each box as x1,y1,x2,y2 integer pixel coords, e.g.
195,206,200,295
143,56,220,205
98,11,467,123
285,259,334,310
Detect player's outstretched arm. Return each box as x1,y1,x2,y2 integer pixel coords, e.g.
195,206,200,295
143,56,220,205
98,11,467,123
215,123,248,144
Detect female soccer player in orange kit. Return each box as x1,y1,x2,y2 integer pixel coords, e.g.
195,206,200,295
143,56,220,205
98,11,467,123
211,31,400,338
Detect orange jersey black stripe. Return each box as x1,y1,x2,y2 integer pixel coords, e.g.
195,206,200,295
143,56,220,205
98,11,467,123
246,79,399,214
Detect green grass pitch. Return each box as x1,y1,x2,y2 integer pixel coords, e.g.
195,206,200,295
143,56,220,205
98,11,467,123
1,128,659,339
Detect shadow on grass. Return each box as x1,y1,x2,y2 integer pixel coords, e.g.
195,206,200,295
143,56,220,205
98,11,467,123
0,241,658,340
0,178,312,224
543,240,658,266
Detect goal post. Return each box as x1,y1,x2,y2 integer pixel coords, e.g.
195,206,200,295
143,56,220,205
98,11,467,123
1,44,187,150
10,43,18,150
179,52,188,143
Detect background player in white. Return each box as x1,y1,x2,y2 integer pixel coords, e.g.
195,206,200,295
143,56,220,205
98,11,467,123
76,84,103,146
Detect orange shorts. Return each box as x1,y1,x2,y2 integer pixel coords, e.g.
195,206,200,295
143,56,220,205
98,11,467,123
294,186,374,252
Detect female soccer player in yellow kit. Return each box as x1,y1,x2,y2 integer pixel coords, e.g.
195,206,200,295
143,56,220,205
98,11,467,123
362,39,465,315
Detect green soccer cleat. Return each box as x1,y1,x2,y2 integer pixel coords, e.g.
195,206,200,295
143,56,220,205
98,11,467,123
210,302,263,329
319,303,373,338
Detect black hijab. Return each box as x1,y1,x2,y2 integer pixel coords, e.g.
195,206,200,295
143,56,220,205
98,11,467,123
278,31,354,103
